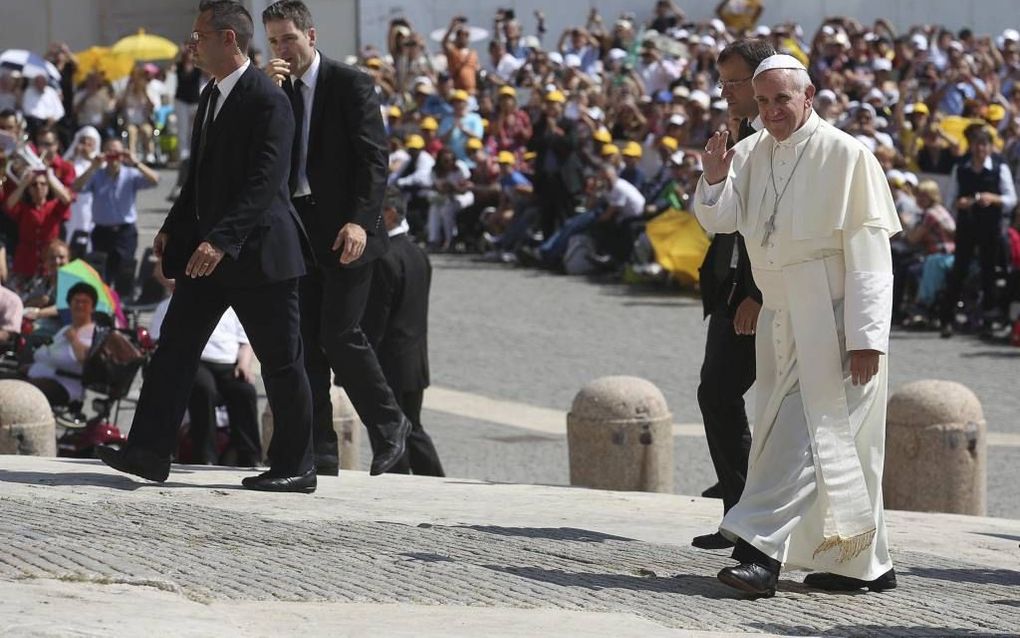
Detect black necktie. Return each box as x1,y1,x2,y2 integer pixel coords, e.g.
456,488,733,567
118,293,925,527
197,85,220,166
287,78,305,195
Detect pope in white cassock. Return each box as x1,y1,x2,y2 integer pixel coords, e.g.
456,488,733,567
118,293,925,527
693,54,901,598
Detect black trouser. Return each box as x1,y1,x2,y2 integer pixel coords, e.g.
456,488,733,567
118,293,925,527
295,201,405,470
535,174,574,238
127,276,313,476
697,310,755,513
941,210,1004,324
386,385,444,476
27,377,71,407
187,360,260,466
91,223,138,298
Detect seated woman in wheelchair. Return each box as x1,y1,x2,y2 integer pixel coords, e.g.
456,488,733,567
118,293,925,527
25,282,97,406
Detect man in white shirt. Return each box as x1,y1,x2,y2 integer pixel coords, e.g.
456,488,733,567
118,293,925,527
151,290,259,467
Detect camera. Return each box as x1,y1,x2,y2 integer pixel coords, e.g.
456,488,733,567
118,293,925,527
501,8,515,20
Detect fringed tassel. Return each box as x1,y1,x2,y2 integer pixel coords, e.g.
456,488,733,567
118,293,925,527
812,528,876,563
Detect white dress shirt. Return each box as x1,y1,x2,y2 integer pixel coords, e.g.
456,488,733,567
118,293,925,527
210,58,251,121
291,51,321,198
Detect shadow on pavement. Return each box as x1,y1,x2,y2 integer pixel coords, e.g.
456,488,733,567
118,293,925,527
751,623,1017,637
902,566,1020,586
0,469,244,492
480,564,734,598
459,525,635,543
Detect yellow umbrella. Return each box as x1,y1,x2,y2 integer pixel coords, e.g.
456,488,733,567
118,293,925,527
111,28,179,61
73,46,135,84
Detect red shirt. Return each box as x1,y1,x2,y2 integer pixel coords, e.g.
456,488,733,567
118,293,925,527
6,198,71,276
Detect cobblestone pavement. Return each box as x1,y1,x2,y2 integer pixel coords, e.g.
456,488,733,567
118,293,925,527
0,485,1017,637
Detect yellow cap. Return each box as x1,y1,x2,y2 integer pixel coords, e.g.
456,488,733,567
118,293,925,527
600,143,620,157
387,105,402,118
451,89,470,102
498,85,517,98
593,128,612,143
622,141,643,158
365,57,382,69
545,90,567,104
659,136,678,151
911,102,930,116
523,151,537,161
987,104,1006,122
420,116,438,131
405,134,425,150
497,151,516,165
466,137,483,151
481,118,490,130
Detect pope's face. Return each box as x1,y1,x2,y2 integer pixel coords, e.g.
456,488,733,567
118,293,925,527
753,70,815,142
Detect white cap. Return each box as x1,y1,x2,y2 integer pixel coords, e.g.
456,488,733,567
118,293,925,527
586,106,604,121
700,35,717,48
856,102,877,118
752,53,808,80
903,171,919,187
522,35,541,50
872,57,892,72
671,85,690,99
754,25,772,37
668,113,687,127
911,33,928,50
710,19,725,34
865,87,886,103
821,25,835,36
688,89,710,108
1003,28,1020,42
886,169,905,184
547,52,564,66
711,99,728,110
608,48,628,62
816,88,837,102
564,53,582,68
669,150,686,165
948,40,964,52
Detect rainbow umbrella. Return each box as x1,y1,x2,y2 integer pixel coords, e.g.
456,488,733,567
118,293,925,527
57,259,125,326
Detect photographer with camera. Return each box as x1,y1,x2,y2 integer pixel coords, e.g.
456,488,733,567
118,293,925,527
4,164,72,280
72,138,159,297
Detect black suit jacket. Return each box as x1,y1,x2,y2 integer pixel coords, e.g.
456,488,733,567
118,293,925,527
361,233,430,392
301,55,389,267
698,118,762,318
161,64,310,287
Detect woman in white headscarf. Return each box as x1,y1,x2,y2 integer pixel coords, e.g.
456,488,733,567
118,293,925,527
63,126,101,250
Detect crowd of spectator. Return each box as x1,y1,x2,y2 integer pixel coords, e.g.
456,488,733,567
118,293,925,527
372,2,1020,340
2,1,1020,354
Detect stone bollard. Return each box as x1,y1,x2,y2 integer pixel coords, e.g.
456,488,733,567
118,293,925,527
884,380,986,515
0,379,57,456
566,376,674,493
261,386,362,470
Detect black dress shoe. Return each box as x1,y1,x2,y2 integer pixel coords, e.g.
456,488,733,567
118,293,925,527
701,482,724,499
803,568,897,592
692,532,735,550
315,464,339,477
97,445,170,482
370,416,411,476
241,468,317,493
718,562,779,598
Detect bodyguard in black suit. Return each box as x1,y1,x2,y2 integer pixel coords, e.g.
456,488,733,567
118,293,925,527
362,189,444,476
262,1,409,476
692,39,774,550
98,0,317,493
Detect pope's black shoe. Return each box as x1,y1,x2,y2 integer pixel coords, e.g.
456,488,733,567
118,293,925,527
241,468,317,493
692,532,736,550
97,445,170,482
370,416,411,476
717,561,779,598
803,568,897,592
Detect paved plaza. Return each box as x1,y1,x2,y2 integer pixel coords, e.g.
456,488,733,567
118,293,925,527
0,456,1018,637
